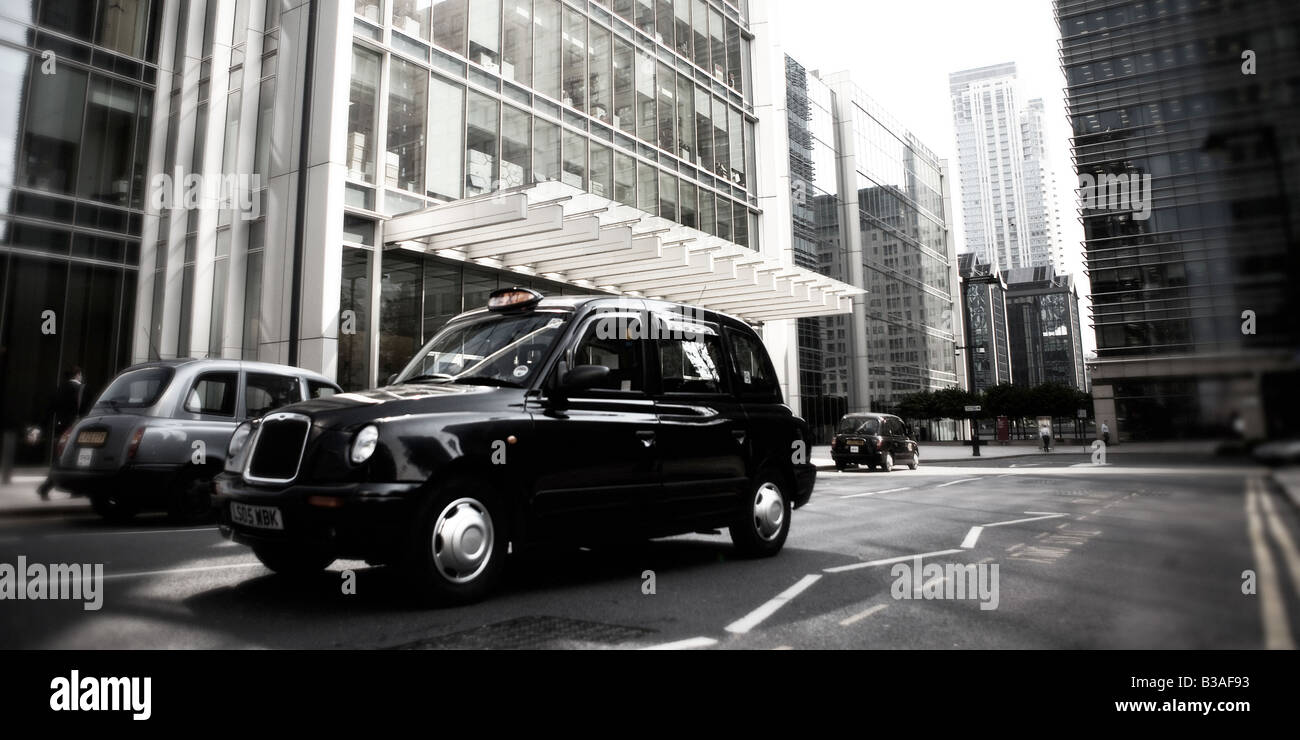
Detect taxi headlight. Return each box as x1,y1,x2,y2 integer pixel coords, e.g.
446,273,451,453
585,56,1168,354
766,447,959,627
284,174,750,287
225,422,254,472
351,425,380,464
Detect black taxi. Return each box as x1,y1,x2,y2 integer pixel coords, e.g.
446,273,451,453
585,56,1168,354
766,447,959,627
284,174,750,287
214,288,816,604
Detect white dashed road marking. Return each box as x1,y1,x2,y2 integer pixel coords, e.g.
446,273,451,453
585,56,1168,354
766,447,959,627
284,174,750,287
725,574,822,634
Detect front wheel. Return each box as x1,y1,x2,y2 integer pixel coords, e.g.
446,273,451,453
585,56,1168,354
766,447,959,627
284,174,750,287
253,544,335,576
730,474,792,558
404,479,508,605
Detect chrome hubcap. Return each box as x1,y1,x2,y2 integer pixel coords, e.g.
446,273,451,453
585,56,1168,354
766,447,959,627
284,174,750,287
752,483,785,541
431,497,494,583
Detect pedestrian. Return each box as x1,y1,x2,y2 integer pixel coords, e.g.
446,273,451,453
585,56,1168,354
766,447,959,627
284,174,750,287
1100,421,1110,446
37,366,84,500
1039,422,1052,452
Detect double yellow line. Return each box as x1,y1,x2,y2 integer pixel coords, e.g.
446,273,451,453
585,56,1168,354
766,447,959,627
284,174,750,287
1245,476,1300,649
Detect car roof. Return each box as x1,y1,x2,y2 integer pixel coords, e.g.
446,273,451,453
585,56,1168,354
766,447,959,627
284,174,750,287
452,295,758,332
120,359,337,385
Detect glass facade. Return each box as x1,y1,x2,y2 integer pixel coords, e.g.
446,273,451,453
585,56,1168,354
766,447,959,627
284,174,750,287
339,0,761,389
825,75,958,413
785,57,847,443
1056,0,1300,438
958,253,1011,393
1003,266,1084,389
0,0,161,463
349,0,756,236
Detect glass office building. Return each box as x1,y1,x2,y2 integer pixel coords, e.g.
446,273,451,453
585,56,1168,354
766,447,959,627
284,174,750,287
5,0,852,433
824,74,961,414
1003,265,1085,389
785,56,849,442
0,1,162,463
1056,0,1300,439
958,253,1011,394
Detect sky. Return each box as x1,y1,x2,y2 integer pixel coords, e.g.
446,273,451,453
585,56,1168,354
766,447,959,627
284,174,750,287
773,0,1095,355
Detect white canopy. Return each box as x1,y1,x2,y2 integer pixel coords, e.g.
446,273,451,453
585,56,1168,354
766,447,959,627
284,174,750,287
384,181,861,323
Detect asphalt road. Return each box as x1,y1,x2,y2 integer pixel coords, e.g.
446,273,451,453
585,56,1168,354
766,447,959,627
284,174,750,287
2,454,1298,649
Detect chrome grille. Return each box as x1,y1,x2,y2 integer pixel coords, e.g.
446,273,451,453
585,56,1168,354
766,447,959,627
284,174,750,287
244,413,311,484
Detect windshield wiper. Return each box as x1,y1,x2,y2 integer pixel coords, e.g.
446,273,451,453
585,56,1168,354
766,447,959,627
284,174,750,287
397,373,455,384
451,375,522,388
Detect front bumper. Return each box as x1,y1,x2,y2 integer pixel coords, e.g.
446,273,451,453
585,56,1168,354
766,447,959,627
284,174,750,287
212,473,423,561
792,463,816,508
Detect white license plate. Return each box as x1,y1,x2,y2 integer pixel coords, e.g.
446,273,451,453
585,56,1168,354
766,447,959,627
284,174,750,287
230,501,283,530
849,445,859,453
77,448,93,467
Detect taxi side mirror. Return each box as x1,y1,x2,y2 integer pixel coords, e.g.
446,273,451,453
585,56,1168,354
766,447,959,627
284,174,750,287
559,365,610,393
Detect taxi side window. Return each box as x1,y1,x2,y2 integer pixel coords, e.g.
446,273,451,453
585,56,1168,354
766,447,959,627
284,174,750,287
184,373,237,416
657,333,726,394
570,317,644,393
727,328,780,400
245,372,304,418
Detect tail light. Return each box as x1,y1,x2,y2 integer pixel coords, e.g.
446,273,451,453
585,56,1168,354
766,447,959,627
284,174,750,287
126,427,146,461
875,436,884,450
56,428,72,458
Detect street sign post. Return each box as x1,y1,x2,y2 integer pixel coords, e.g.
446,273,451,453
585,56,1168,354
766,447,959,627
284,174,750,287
966,405,982,456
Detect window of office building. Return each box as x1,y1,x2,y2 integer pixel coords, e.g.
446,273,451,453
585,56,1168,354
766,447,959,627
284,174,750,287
388,57,427,194
427,75,465,200
502,0,532,86
431,0,467,55
533,0,562,100
466,90,499,195
468,0,501,69
501,104,532,188
338,247,371,391
562,6,586,112
348,47,381,182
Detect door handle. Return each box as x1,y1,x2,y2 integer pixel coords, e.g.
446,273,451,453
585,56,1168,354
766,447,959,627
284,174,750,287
636,430,656,448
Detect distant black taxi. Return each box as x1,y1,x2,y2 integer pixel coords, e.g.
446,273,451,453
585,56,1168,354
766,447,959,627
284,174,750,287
214,288,816,604
830,412,920,472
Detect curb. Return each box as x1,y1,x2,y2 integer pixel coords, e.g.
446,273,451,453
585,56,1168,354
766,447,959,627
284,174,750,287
0,502,92,519
813,450,1088,471
1269,471,1300,511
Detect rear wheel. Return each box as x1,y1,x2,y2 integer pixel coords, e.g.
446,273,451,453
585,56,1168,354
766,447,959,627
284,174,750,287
404,478,508,605
167,472,216,524
253,544,335,576
881,452,894,473
730,472,792,558
908,451,919,471
90,493,139,523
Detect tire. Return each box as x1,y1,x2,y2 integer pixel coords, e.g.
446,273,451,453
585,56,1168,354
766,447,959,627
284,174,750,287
168,472,216,524
90,493,139,523
908,451,919,471
729,471,792,558
881,453,894,473
253,544,335,576
404,478,509,605
834,462,846,471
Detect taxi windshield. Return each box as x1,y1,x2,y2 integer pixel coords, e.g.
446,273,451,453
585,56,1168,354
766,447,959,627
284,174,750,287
837,417,879,435
394,311,570,387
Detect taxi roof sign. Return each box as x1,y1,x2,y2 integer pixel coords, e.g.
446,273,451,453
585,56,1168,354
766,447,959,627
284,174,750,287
487,287,543,312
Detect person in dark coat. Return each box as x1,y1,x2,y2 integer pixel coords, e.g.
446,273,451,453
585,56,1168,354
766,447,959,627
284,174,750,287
37,367,84,499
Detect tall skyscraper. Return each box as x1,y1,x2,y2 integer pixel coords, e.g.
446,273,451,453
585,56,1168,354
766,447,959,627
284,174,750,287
1056,0,1300,440
950,63,1065,274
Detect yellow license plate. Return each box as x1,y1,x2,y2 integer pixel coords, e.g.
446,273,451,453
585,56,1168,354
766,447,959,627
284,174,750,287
76,429,108,447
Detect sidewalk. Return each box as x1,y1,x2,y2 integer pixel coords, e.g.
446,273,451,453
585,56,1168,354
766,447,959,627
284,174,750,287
810,439,1222,469
0,468,90,517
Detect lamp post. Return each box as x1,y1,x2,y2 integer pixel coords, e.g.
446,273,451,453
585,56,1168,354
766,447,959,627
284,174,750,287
954,345,985,457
